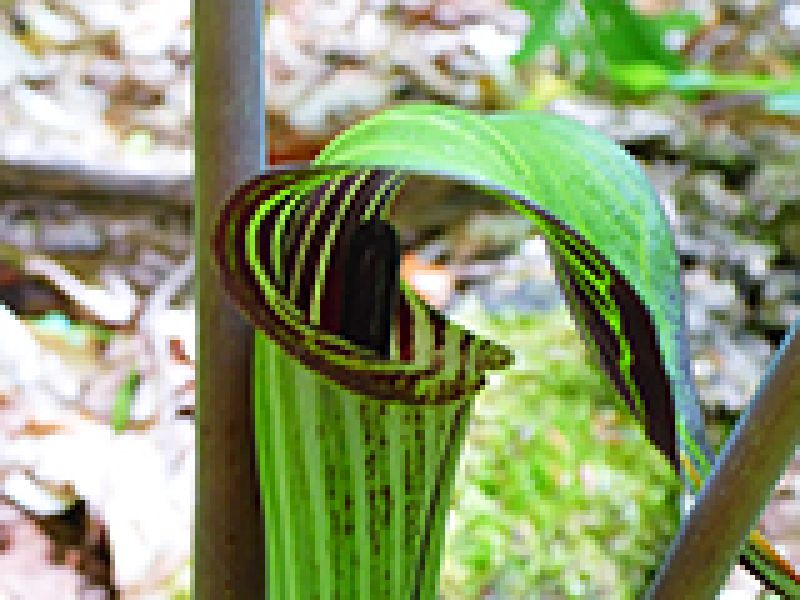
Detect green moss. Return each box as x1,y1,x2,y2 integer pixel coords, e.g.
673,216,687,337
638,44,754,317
441,304,680,599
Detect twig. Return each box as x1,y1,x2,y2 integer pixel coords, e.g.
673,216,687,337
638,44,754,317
646,318,800,599
140,253,194,324
0,158,191,207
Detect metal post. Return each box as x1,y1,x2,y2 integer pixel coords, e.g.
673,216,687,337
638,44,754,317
646,320,800,599
194,1,265,597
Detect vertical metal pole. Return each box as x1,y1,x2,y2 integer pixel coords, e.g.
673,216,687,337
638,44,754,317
194,1,265,598
646,320,800,599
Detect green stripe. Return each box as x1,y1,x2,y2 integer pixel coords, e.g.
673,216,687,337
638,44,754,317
341,391,371,599
294,362,332,599
269,340,297,600
289,172,350,302
388,406,406,598
743,542,800,596
253,335,281,598
272,175,332,280
309,169,373,324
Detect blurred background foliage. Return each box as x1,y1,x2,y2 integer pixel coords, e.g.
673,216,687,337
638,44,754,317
0,0,797,598
442,303,680,599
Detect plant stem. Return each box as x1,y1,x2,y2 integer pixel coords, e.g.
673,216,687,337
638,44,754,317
194,0,265,597
646,319,800,599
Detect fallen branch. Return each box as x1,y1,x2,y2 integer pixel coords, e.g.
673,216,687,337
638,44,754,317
0,158,192,208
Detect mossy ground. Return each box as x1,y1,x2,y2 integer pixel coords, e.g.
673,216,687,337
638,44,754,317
440,300,680,599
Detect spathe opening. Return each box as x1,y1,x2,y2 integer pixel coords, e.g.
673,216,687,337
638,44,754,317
214,165,677,469
259,170,456,365
213,167,512,406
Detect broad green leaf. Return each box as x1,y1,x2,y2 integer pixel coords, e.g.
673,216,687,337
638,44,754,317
312,103,799,595
509,0,689,74
314,102,699,450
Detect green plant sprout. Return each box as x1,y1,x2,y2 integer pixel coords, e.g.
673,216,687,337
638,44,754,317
212,103,798,598
510,0,800,113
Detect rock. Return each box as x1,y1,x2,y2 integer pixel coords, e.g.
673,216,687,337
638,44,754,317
37,218,104,253
24,256,138,326
0,499,84,599
0,29,44,88
1,416,193,597
18,1,81,46
2,470,73,516
547,97,680,144
287,69,392,134
747,162,800,223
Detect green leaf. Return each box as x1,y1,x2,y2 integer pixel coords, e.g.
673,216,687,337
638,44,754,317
580,0,684,72
667,70,800,93
315,102,697,454
313,103,800,594
111,369,139,433
509,0,564,65
605,63,800,100
606,62,673,95
509,1,692,74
